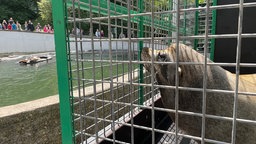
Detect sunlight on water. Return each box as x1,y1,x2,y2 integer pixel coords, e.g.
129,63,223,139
0,55,58,107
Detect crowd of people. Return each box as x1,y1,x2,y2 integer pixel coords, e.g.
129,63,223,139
71,27,137,39
95,29,104,38
94,29,135,38
0,17,54,33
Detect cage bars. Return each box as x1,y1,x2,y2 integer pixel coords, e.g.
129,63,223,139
174,0,180,143
150,0,156,143
201,0,211,143
54,0,196,142
71,0,84,142
231,0,244,143
53,0,256,144
66,0,188,36
127,1,135,143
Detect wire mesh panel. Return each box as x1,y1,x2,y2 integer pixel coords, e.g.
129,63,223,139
52,0,256,144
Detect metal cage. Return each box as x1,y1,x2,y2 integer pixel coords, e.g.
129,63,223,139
52,0,256,143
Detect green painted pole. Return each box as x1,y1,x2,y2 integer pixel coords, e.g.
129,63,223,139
138,0,144,105
210,0,217,61
194,0,199,50
168,0,173,45
52,0,74,143
183,0,187,43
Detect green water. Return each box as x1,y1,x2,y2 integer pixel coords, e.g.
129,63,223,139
0,57,58,107
0,52,137,107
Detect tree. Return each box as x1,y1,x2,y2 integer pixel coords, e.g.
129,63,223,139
37,0,52,25
0,0,39,23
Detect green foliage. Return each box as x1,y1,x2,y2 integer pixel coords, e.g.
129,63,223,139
0,0,39,23
37,0,52,25
66,7,91,35
155,0,171,9
38,1,91,31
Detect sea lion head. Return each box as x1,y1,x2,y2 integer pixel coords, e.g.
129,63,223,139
141,46,180,84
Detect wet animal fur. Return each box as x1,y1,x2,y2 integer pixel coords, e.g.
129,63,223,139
141,43,256,144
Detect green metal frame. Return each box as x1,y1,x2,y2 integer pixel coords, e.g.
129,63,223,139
183,0,187,44
138,0,144,105
210,0,217,61
66,0,186,35
194,0,199,50
168,0,173,45
52,0,74,143
194,0,217,60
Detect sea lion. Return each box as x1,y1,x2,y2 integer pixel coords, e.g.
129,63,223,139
141,43,256,144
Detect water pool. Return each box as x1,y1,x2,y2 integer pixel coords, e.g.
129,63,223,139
0,55,58,107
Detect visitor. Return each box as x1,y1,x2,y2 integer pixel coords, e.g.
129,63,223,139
0,24,2,30
43,25,48,33
16,21,22,31
2,20,7,30
131,31,135,38
7,23,12,30
73,27,81,36
24,21,28,31
48,27,53,33
71,27,79,35
8,17,14,25
27,20,34,32
100,30,104,37
11,22,17,30
36,23,42,32
119,33,125,39
95,29,100,37
71,28,75,35
47,24,53,33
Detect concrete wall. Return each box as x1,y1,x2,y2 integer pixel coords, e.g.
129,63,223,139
0,31,167,53
0,31,138,53
69,37,139,52
0,31,55,53
69,38,166,52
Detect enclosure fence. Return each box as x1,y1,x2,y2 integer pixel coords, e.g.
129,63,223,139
52,0,256,143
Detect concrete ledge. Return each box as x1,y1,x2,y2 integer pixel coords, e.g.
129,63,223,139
0,95,59,118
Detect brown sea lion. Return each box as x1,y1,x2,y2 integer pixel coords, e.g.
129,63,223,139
141,43,256,144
